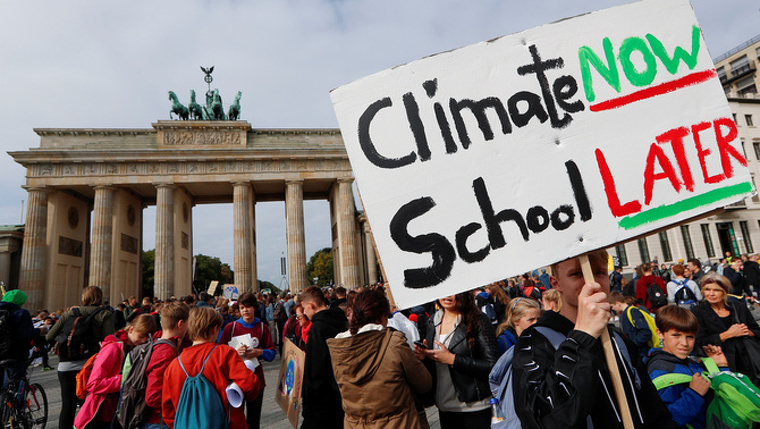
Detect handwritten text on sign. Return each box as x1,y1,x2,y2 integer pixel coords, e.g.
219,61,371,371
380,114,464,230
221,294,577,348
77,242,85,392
331,0,753,309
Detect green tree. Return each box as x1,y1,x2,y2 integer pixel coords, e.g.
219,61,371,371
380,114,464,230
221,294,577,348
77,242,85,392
193,254,234,294
141,249,155,298
307,247,334,286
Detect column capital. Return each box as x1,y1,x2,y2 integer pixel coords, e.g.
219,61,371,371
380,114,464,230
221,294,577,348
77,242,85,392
231,181,252,188
337,177,354,185
21,186,50,194
93,185,116,192
286,179,304,186
154,183,176,190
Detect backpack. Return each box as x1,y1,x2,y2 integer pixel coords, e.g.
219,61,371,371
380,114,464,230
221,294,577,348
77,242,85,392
0,308,16,360
625,306,660,349
273,301,285,322
481,303,498,325
75,339,124,400
672,279,698,308
117,337,178,429
174,345,228,429
645,280,668,309
652,358,760,429
54,307,108,361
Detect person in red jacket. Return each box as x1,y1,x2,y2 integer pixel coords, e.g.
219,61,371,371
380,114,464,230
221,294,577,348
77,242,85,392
635,262,668,313
143,301,191,429
74,314,157,429
219,292,276,429
162,306,262,429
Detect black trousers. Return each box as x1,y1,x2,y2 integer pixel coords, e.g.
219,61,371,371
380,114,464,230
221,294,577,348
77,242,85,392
439,408,491,429
246,387,265,429
58,369,80,429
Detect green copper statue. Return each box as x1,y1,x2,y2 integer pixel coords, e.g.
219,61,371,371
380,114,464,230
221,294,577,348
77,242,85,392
167,67,242,121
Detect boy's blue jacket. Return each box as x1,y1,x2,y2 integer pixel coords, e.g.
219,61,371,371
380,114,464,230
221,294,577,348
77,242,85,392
645,348,709,429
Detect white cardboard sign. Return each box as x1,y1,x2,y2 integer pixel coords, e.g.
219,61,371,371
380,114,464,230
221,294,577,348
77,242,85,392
330,0,754,309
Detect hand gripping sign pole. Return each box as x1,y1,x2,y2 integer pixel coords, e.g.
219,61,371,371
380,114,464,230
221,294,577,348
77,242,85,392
579,254,634,429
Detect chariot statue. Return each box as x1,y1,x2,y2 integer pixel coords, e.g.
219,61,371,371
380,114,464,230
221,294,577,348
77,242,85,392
168,66,242,121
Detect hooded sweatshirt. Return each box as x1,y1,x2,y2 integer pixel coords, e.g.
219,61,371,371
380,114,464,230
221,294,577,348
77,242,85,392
219,316,276,388
645,349,715,429
327,325,432,428
301,306,348,429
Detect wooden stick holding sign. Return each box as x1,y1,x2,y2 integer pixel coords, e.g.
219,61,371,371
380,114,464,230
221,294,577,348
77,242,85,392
579,254,634,429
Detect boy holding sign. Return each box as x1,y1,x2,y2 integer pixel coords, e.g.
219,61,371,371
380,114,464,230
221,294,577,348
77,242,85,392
512,250,677,428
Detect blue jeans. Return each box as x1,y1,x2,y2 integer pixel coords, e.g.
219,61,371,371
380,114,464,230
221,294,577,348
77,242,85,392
142,423,168,429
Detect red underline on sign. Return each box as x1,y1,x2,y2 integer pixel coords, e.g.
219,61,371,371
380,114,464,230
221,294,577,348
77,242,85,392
589,69,718,112
617,181,753,230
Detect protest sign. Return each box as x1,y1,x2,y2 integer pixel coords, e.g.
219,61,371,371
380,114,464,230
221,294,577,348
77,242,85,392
331,0,754,309
275,338,305,429
207,280,219,295
223,284,239,300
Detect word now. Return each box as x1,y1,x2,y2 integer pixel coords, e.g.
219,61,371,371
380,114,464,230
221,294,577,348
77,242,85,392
389,161,591,289
580,25,701,107
596,117,746,220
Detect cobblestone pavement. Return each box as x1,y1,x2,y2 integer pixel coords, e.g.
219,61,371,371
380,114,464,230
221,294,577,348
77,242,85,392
29,354,441,429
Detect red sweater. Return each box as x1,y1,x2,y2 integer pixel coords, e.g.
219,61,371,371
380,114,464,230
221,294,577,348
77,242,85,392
144,335,191,424
635,274,668,312
162,342,262,428
219,318,276,387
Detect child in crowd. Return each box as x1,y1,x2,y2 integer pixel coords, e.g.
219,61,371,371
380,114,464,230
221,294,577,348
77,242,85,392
143,301,191,429
609,292,656,359
219,292,276,429
495,297,541,355
645,305,728,429
542,289,562,313
162,306,263,428
74,314,157,429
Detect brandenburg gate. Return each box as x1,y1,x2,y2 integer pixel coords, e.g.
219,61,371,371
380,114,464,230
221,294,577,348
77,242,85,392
9,121,379,311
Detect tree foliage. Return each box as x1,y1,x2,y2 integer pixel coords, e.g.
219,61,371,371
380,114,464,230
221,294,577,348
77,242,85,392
193,254,234,294
307,247,334,286
141,249,155,298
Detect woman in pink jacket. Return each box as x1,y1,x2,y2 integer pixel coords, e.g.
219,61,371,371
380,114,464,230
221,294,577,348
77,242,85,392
74,314,157,429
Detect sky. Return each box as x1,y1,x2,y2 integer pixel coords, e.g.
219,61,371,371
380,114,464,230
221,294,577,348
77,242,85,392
0,0,757,286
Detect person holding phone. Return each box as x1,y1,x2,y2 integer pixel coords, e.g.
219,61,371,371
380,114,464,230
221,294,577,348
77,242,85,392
414,291,499,429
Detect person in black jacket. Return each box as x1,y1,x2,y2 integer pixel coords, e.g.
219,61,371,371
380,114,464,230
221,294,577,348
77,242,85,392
414,291,499,429
512,250,676,429
0,290,34,386
300,285,348,429
691,272,760,386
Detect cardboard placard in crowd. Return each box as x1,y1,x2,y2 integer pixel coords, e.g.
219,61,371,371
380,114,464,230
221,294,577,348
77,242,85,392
330,0,753,309
275,338,305,429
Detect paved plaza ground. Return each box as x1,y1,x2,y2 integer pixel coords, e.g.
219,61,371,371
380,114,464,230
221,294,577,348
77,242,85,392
29,353,441,429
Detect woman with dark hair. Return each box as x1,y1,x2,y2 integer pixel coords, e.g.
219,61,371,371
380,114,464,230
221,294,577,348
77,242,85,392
414,291,499,429
692,272,760,385
327,289,432,428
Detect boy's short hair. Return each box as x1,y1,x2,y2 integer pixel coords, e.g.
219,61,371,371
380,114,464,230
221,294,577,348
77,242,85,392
131,313,158,336
301,286,327,307
160,301,190,330
237,292,257,308
550,249,608,281
671,264,685,276
608,292,626,304
188,306,223,342
654,304,699,335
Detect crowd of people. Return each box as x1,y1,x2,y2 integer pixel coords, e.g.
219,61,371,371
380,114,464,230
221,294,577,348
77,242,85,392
2,249,760,428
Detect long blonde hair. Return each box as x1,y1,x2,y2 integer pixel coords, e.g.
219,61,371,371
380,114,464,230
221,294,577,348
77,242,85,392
496,297,540,336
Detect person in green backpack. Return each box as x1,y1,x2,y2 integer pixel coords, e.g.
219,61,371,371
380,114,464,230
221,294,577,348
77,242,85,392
645,305,728,429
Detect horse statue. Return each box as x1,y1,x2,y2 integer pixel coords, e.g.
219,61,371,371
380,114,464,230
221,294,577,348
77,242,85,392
210,89,227,121
188,90,204,120
168,91,189,120
228,91,242,121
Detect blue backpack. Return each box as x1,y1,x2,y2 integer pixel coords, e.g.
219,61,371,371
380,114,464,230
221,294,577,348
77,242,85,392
174,345,229,429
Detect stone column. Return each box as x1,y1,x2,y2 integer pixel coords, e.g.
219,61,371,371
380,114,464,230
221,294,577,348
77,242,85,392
337,178,360,288
233,182,253,292
285,180,307,293
364,223,379,285
89,186,115,298
19,187,49,311
155,184,175,299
